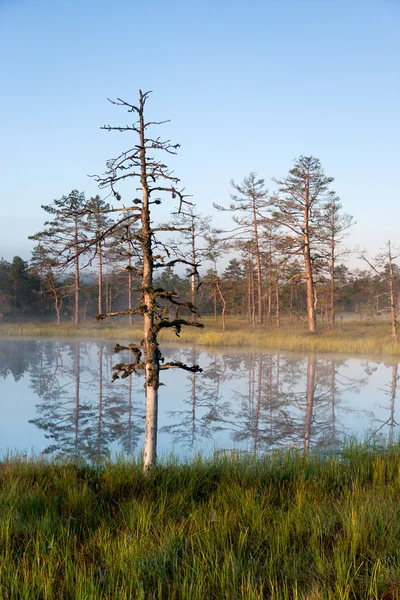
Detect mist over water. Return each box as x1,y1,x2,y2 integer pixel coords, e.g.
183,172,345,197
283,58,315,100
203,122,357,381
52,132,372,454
0,338,398,461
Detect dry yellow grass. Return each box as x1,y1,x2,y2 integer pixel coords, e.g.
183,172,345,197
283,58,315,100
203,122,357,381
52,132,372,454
0,317,399,357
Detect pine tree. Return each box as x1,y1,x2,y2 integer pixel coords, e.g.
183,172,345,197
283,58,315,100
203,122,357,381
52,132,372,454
29,190,88,324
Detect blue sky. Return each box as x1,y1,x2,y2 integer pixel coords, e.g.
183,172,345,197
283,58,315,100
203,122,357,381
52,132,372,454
0,0,399,266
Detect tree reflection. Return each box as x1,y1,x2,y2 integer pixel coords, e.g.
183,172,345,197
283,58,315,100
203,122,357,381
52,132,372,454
161,348,234,451
1,339,399,459
29,341,144,461
30,341,95,459
0,338,40,381
368,361,400,443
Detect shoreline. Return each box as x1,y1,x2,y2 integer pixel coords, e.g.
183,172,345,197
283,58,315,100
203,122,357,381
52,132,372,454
0,318,399,358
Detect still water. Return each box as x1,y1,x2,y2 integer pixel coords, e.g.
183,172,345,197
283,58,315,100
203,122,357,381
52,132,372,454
0,338,398,461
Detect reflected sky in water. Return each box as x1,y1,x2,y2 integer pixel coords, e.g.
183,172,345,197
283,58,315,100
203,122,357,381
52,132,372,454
0,338,398,461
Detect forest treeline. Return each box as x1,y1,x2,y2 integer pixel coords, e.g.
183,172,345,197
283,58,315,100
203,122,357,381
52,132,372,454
0,180,398,329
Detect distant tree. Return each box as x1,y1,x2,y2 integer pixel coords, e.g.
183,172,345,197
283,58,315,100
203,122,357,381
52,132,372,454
30,244,49,314
84,195,115,317
320,196,354,328
203,234,227,330
29,190,88,324
272,156,335,333
214,172,270,324
360,241,399,342
30,244,66,324
9,256,39,313
222,258,246,316
168,208,211,323
0,259,12,318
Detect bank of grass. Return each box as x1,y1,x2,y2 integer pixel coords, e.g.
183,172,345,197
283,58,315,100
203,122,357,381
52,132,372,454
1,317,400,357
2,444,400,598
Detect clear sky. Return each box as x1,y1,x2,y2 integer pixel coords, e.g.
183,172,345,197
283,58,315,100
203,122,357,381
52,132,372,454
1,0,399,266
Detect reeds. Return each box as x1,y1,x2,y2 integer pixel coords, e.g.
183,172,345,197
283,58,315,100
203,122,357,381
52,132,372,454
1,445,400,598
1,318,399,357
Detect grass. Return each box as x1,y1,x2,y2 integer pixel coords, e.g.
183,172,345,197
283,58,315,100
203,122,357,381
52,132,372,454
1,316,400,357
2,444,400,598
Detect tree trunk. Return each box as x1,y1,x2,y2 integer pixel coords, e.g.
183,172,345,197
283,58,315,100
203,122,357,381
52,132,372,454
127,225,133,327
247,261,252,324
191,220,197,324
275,272,280,328
249,257,256,327
304,240,316,333
216,277,226,331
388,241,398,342
74,218,80,325
329,229,335,329
252,197,263,324
303,176,316,333
97,241,103,316
139,92,159,474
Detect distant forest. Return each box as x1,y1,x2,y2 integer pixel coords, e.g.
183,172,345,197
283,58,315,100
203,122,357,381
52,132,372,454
0,178,398,328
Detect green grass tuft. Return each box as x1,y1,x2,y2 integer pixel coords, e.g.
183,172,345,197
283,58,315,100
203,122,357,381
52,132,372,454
1,446,400,598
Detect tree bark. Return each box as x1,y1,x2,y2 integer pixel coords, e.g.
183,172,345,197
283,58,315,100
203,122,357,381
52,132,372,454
216,277,226,331
74,218,80,325
303,232,316,332
329,224,335,329
191,219,197,324
97,241,103,317
127,225,133,327
139,92,159,474
252,197,263,324
275,271,280,328
388,241,398,342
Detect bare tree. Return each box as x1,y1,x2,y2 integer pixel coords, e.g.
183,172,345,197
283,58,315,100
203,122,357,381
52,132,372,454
94,90,203,473
360,241,399,342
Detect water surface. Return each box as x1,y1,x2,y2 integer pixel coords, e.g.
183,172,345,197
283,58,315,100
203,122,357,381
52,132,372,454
0,338,398,460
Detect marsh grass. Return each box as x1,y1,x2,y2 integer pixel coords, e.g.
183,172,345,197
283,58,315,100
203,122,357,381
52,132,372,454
1,317,400,357
2,445,400,598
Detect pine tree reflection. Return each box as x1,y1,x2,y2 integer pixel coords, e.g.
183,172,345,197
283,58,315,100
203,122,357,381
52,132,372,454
227,353,370,454
230,353,303,454
311,357,369,449
30,341,95,458
368,361,399,443
161,348,235,451
1,339,391,458
29,341,144,460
